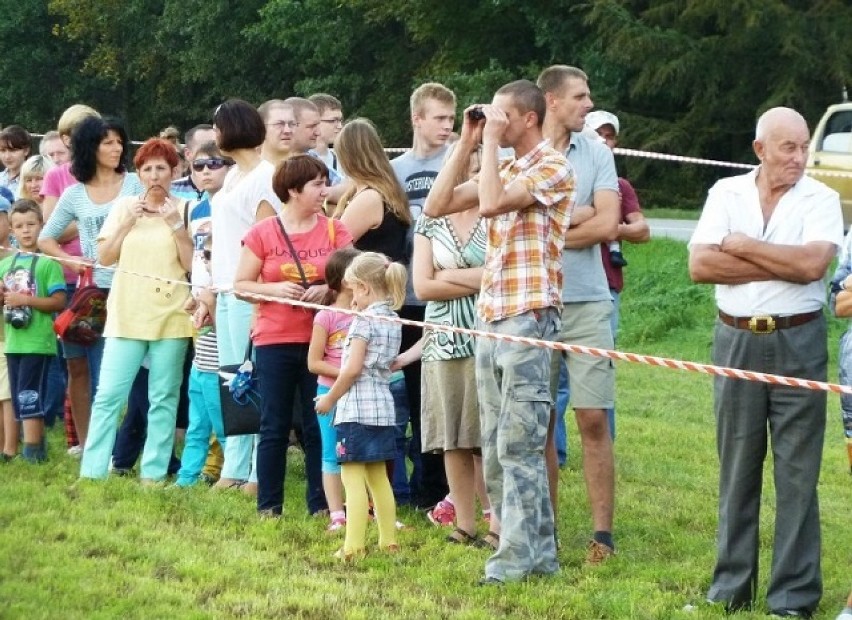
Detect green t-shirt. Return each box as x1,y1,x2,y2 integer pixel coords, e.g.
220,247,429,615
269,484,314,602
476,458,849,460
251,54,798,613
0,253,65,355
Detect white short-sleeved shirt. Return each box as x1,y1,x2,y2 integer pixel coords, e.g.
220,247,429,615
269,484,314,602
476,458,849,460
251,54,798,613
689,169,843,315
210,160,281,289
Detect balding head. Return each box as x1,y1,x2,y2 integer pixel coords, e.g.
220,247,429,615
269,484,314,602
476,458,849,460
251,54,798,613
755,107,808,142
753,106,810,189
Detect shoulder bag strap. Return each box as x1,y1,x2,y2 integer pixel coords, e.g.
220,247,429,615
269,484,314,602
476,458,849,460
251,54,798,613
327,216,336,248
275,217,309,287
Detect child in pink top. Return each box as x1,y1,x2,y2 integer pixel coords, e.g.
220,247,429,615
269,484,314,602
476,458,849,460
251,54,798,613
308,248,360,531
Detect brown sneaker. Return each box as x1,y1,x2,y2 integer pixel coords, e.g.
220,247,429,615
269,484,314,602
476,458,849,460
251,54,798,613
585,539,615,565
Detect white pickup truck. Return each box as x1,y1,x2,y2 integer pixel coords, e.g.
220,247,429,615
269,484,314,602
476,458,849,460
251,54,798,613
807,102,852,228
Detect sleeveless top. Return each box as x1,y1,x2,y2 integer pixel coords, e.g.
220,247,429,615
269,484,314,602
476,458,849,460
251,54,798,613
353,194,409,263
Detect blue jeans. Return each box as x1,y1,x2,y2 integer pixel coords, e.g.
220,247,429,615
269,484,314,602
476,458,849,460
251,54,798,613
255,343,325,515
176,367,226,486
43,355,66,428
554,359,569,467
390,377,413,504
838,330,852,447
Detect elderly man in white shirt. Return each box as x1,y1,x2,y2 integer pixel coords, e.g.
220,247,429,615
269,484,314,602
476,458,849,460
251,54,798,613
688,106,842,618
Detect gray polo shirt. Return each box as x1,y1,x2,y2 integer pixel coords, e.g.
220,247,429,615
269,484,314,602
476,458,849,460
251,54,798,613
561,133,619,302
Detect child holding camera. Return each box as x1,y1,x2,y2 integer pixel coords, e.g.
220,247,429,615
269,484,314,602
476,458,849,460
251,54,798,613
0,200,66,462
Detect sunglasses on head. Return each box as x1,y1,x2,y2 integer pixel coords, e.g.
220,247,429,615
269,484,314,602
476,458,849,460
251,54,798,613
192,158,232,172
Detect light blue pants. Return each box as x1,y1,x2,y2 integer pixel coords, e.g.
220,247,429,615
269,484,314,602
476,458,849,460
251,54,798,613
80,337,188,480
216,292,257,482
316,384,340,474
175,367,226,486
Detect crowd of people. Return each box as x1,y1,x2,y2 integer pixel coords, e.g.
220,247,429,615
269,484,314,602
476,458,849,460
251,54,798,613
0,66,850,618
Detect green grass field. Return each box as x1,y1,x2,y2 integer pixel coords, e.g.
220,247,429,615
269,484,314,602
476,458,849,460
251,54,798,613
1,239,850,619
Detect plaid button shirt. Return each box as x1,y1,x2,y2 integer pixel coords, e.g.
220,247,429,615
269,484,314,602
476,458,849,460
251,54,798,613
334,301,401,427
477,140,574,323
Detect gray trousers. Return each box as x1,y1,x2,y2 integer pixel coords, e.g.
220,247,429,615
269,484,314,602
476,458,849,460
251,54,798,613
707,315,826,613
476,309,559,582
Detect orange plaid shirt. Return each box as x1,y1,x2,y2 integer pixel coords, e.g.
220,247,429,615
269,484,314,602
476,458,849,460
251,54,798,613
477,140,574,323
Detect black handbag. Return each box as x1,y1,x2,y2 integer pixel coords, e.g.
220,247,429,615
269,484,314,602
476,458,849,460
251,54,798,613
219,342,261,436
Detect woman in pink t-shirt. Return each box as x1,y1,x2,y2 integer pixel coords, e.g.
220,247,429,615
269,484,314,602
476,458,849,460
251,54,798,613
235,154,353,518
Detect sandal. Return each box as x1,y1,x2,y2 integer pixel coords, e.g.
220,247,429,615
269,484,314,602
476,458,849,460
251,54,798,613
481,531,500,551
447,527,481,546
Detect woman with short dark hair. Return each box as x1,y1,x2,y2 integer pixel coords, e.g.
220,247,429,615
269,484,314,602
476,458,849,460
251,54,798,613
78,138,193,483
210,99,280,491
235,154,353,517
0,125,32,196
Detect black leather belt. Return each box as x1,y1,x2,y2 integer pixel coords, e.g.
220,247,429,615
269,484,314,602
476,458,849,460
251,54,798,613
717,310,821,334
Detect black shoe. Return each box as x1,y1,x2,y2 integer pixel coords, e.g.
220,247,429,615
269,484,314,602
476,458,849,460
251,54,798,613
477,576,504,587
609,251,628,268
769,609,812,618
111,467,134,477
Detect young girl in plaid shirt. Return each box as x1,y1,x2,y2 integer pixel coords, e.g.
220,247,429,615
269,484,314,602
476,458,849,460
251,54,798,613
315,252,406,560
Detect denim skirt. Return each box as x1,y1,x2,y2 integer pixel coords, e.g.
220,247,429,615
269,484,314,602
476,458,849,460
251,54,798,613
335,422,396,463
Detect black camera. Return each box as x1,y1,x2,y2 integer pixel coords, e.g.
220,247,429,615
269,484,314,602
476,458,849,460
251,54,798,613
4,305,32,329
467,107,485,121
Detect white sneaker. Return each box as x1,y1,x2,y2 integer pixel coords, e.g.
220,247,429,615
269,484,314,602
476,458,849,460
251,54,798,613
836,608,852,620
67,445,83,459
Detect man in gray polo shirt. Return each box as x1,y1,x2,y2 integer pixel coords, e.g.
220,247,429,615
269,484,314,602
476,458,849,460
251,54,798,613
538,65,620,564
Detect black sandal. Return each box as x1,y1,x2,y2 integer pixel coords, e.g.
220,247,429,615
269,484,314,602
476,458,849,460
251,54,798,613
446,527,479,546
481,531,500,551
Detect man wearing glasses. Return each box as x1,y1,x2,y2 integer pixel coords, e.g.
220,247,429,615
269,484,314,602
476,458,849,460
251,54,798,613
309,93,344,176
258,100,297,167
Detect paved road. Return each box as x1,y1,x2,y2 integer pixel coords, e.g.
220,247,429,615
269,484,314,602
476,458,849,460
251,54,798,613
648,218,696,242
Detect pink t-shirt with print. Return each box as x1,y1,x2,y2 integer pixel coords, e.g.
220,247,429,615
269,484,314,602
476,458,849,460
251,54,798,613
313,308,354,387
40,162,83,284
242,215,352,346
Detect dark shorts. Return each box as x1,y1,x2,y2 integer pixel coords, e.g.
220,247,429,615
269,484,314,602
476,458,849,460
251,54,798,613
335,422,396,463
6,353,51,420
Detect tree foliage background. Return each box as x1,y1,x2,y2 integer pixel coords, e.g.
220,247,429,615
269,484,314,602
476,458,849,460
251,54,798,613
1,0,850,207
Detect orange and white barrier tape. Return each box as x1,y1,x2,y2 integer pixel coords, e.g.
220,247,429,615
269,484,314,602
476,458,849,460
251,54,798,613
7,246,846,396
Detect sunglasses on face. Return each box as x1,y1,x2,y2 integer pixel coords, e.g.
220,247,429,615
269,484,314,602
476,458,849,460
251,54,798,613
192,158,232,172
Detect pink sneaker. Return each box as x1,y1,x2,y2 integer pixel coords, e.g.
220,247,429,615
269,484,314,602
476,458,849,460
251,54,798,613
327,517,346,532
427,499,456,527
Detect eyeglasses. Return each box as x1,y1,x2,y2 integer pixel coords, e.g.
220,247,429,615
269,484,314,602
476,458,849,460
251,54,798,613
266,121,299,130
192,158,232,172
303,122,321,131
320,118,343,126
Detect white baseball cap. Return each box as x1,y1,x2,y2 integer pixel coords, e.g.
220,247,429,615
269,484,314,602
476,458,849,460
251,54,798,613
586,110,620,135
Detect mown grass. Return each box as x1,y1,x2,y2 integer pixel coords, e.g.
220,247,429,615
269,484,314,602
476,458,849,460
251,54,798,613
1,238,850,619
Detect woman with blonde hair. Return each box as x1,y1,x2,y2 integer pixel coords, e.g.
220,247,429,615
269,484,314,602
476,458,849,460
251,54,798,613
333,118,411,262
17,155,54,205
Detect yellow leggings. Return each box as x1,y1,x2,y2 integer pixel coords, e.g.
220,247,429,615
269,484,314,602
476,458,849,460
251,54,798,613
341,461,397,554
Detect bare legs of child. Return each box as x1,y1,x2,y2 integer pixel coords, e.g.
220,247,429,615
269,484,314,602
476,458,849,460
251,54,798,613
0,400,17,459
339,461,397,559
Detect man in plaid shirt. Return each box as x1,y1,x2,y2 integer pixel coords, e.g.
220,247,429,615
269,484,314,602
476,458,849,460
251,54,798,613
425,79,574,584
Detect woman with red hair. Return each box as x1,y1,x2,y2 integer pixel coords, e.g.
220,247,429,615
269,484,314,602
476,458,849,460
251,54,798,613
79,138,194,483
